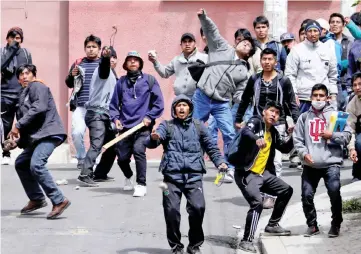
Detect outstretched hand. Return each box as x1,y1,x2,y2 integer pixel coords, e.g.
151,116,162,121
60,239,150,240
197,8,205,16
151,130,161,141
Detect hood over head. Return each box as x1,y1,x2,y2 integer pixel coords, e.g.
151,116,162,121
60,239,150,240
171,94,193,120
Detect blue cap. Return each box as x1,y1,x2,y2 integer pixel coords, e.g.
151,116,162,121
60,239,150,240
280,33,295,42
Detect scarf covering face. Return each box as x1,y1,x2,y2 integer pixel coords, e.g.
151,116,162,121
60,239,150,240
126,70,142,84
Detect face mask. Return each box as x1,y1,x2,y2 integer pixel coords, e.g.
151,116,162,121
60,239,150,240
311,100,326,110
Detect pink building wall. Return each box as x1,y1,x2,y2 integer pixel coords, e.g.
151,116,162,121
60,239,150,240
0,0,349,159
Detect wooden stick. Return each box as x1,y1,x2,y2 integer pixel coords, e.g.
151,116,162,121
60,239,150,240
102,122,145,150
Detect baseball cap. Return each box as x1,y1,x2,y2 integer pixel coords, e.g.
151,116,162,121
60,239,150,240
181,33,196,42
280,32,295,42
316,18,330,31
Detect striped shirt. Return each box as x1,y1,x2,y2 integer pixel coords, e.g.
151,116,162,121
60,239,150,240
77,58,101,106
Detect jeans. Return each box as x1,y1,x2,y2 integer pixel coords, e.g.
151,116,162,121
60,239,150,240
81,111,117,178
274,124,287,177
207,115,219,145
232,103,253,123
116,128,149,185
192,89,235,168
163,180,205,249
1,99,17,157
353,133,361,179
71,106,87,160
235,170,293,241
301,165,343,227
15,138,65,205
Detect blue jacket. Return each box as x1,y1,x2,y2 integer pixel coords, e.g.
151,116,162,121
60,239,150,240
260,40,287,72
109,73,164,129
145,94,225,184
347,39,361,88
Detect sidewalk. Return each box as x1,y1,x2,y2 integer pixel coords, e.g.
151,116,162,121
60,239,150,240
258,180,361,254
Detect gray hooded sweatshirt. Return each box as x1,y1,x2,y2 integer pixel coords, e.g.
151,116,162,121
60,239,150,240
293,104,352,168
197,11,248,102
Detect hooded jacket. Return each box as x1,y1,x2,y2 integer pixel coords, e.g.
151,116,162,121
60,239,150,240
145,94,225,184
15,80,67,148
197,12,249,102
293,104,352,168
235,71,299,125
285,39,338,101
85,56,117,115
109,73,164,129
1,43,32,102
346,95,361,151
347,39,361,88
153,49,208,98
234,116,293,175
257,38,287,72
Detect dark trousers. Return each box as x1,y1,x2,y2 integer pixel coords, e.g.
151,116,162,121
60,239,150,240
301,165,343,227
235,170,293,242
353,133,361,180
163,180,205,250
15,137,65,205
81,111,116,178
1,99,17,157
115,128,149,185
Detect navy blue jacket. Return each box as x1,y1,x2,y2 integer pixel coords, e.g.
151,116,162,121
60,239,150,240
145,95,225,184
109,73,164,129
236,116,293,175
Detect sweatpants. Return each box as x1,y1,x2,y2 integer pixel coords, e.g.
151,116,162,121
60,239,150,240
302,165,343,227
235,170,293,241
115,128,149,185
80,110,116,178
163,180,205,250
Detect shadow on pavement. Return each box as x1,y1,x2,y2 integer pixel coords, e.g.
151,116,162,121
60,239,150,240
214,196,249,207
50,167,78,172
281,170,302,177
89,187,134,195
206,235,237,249
116,248,169,254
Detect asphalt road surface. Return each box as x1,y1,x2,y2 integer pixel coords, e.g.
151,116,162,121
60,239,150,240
1,160,353,254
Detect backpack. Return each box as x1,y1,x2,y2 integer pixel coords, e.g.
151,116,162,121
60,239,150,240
252,74,284,116
165,119,202,139
163,119,202,150
115,74,156,110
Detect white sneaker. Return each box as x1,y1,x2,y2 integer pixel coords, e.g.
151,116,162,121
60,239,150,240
123,178,134,191
133,185,147,197
289,156,301,168
223,170,234,184
1,156,10,165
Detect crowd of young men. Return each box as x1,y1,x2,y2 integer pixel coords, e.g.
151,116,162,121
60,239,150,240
1,7,361,254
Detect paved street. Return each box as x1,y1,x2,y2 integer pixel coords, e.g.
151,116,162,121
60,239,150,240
1,160,354,254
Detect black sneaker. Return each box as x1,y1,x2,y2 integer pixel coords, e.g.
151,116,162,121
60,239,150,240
77,175,99,187
186,246,201,254
328,225,340,238
265,223,291,236
77,159,84,170
304,225,320,237
237,240,256,253
93,176,115,182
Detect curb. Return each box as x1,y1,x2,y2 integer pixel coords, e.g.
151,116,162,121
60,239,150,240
258,181,361,254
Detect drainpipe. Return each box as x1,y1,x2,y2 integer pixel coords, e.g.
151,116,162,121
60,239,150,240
341,0,357,37
263,0,288,41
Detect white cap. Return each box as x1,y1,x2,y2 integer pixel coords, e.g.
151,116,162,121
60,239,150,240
316,18,330,31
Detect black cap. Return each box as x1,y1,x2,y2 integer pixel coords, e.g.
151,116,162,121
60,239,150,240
181,33,196,42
